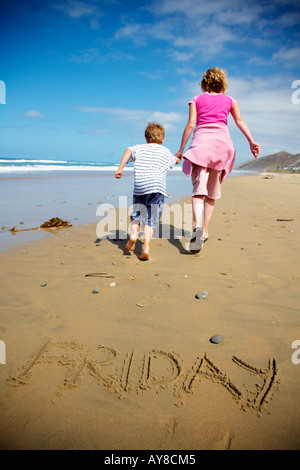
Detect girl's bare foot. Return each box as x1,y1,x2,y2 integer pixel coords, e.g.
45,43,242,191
125,238,136,251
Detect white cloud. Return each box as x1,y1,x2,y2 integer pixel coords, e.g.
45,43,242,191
150,0,265,27
68,48,102,63
24,110,45,118
76,106,184,132
227,76,300,155
129,0,300,65
175,66,197,77
114,17,177,46
168,50,195,62
114,23,142,41
272,47,300,66
53,0,102,18
277,10,300,27
52,0,104,28
113,1,256,64
249,46,300,67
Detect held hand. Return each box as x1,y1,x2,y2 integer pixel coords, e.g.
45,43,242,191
174,151,183,159
114,169,123,179
250,142,260,158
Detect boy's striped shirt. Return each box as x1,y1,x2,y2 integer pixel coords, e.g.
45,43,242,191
128,144,177,197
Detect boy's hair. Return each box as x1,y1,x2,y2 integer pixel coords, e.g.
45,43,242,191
145,122,165,144
200,67,228,94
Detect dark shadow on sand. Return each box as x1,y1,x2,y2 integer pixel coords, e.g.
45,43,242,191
94,223,195,258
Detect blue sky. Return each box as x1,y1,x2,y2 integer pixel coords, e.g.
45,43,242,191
0,0,299,164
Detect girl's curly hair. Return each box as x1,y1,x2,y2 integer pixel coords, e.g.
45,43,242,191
200,67,228,94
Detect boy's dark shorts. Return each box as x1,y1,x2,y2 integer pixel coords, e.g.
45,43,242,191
131,192,164,229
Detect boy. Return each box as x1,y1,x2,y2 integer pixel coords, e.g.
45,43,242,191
115,122,180,260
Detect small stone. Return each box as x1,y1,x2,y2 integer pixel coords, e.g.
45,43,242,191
92,289,99,294
22,250,27,254
109,282,116,287
258,243,263,246
195,290,208,299
112,262,118,266
41,282,47,287
1,226,9,231
20,221,25,225
210,334,222,344
155,273,160,276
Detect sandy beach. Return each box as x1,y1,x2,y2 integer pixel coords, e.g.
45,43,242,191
0,172,299,450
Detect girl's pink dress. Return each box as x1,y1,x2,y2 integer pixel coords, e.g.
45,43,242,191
182,92,236,187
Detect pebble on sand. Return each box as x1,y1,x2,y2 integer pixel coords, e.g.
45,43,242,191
92,289,99,294
109,282,116,287
41,282,47,287
195,290,208,299
210,335,222,344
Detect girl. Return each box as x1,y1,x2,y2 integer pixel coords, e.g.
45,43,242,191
175,67,260,251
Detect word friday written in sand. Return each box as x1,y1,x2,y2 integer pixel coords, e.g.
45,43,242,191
3,340,279,414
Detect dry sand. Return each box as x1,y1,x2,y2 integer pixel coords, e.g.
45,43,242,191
0,173,299,450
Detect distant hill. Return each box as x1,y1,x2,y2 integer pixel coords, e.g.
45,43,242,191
235,151,300,172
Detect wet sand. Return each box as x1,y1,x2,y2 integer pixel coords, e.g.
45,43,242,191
0,171,192,250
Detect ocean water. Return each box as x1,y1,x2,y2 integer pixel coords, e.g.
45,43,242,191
0,157,192,250
0,157,123,174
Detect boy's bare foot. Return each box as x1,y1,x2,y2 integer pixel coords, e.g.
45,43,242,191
139,248,149,261
125,238,136,251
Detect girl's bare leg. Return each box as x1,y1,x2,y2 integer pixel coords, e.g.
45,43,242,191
203,197,215,239
192,195,204,229
140,224,153,260
125,221,140,251
191,195,215,240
